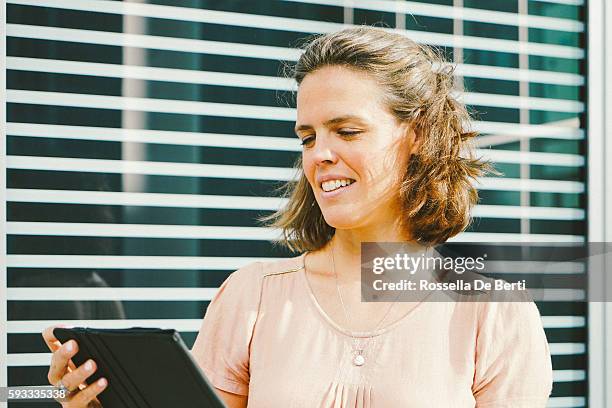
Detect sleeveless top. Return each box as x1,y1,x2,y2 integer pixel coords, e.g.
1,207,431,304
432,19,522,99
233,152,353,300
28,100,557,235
191,253,553,407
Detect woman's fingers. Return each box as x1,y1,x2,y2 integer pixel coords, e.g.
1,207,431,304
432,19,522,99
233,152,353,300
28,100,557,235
48,340,78,385
41,326,107,407
42,325,63,352
42,325,77,371
60,359,97,392
63,378,107,408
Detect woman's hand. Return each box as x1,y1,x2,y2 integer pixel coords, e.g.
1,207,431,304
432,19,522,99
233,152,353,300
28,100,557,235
42,326,108,407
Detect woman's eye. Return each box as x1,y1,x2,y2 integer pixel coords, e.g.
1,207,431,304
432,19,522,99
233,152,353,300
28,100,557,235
300,136,315,146
337,130,361,136
300,130,360,147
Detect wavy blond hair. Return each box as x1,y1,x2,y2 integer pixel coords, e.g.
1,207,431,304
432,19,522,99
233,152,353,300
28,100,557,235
260,26,494,253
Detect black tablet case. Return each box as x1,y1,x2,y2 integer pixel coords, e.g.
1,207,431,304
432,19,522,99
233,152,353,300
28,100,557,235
54,327,227,408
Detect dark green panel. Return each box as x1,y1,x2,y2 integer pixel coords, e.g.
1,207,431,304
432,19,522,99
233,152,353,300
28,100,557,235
528,1,583,20
530,164,584,182
8,104,295,137
464,21,518,41
530,82,582,101
529,27,582,47
551,354,586,370
8,169,286,196
8,104,122,128
353,9,395,28
530,192,584,209
550,381,587,398
463,0,517,13
145,16,311,47
148,0,344,23
543,327,586,343
481,141,519,151
470,105,520,123
529,55,583,74
530,110,579,125
8,136,298,167
536,301,586,316
492,163,519,178
8,70,122,96
7,38,122,64
144,48,285,76
7,37,286,76
529,138,586,155
7,4,122,32
8,268,235,289
529,138,583,155
463,49,519,68
466,218,521,233
8,70,287,107
7,300,209,320
8,136,122,161
530,219,585,235
402,0,452,5
405,14,453,34
8,235,286,257
7,202,274,228
463,77,519,96
477,190,521,206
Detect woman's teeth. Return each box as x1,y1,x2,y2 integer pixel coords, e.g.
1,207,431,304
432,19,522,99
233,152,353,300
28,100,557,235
321,179,355,192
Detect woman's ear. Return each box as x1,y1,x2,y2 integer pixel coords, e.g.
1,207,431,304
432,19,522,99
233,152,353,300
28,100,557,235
403,122,422,156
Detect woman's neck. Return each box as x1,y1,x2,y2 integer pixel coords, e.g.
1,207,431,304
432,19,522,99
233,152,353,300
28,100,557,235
323,225,421,284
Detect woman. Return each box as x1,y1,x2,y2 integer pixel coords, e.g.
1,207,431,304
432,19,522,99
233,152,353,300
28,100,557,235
43,26,553,407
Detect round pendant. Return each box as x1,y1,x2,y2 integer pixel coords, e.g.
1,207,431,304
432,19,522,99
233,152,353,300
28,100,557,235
353,354,365,366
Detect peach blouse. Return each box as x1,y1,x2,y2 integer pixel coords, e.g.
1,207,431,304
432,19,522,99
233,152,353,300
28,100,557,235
191,253,553,407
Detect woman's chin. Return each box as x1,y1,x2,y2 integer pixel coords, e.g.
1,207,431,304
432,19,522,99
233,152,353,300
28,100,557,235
321,213,362,230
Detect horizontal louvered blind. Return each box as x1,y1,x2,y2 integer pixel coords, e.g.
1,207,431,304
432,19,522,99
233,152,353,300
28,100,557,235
3,0,586,407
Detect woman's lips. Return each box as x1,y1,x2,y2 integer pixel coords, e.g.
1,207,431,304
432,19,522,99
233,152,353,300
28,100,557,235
320,181,356,199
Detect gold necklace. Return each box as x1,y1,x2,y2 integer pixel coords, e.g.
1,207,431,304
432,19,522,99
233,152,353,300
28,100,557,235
330,242,399,367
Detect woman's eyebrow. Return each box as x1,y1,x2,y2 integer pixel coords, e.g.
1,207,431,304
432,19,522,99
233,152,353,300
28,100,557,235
294,115,367,134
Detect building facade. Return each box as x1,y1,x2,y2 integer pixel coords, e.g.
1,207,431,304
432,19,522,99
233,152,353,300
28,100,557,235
2,0,610,406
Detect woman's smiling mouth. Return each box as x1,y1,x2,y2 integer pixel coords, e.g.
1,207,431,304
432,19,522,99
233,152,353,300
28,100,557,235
319,178,356,198
321,178,356,192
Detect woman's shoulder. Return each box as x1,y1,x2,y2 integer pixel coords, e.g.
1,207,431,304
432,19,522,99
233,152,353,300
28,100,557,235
232,254,304,278
208,253,305,315
470,277,541,327
230,253,306,283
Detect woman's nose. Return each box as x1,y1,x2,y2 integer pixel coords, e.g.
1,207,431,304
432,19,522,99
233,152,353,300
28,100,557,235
311,137,338,165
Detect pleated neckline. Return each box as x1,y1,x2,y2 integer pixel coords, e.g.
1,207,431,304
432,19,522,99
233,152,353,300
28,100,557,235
321,382,374,408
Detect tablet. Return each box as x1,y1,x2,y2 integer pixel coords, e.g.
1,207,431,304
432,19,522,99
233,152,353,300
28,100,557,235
54,327,227,408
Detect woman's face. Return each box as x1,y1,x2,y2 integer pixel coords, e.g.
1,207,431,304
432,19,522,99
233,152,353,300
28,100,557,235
296,65,415,231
